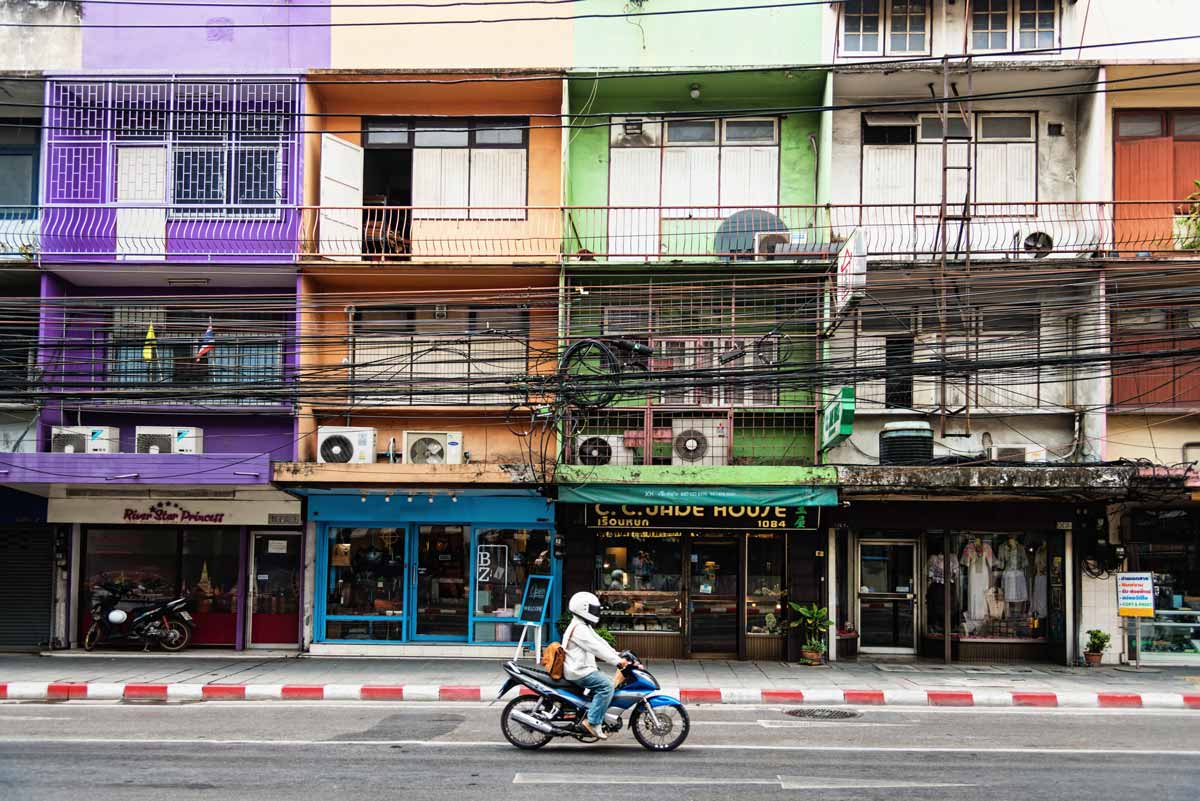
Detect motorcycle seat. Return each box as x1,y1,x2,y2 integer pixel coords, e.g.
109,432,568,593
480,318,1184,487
518,665,586,692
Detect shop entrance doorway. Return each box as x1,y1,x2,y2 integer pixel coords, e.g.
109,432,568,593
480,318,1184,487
687,535,740,657
412,525,469,640
247,532,302,647
858,540,917,654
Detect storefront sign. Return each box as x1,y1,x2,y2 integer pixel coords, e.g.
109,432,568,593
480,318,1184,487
587,504,818,534
820,386,855,452
517,574,554,626
561,484,838,508
834,228,867,318
267,539,289,554
1117,572,1156,618
49,492,301,526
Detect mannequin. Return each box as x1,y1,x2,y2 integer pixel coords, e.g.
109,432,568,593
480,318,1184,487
1032,542,1048,618
997,536,1030,611
961,537,994,623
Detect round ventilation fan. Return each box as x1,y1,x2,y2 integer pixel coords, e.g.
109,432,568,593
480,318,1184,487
577,436,613,466
320,434,355,463
673,429,709,462
409,436,446,465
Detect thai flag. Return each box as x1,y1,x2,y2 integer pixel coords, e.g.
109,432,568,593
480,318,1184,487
195,323,215,362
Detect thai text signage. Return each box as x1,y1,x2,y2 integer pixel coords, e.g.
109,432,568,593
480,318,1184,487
820,386,855,452
1117,572,1155,618
587,504,818,536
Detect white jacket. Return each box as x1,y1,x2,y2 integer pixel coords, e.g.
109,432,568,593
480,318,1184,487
562,618,623,681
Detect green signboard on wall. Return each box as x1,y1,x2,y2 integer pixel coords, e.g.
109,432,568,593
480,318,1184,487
820,386,855,452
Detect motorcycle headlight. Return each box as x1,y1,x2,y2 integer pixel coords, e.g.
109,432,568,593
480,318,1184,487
107,609,128,625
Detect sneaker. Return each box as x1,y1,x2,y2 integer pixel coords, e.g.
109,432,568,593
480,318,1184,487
580,720,608,740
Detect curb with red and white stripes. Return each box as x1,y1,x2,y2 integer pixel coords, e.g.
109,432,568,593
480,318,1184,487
3,682,1199,709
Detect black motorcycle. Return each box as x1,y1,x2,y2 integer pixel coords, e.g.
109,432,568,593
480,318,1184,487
83,581,195,652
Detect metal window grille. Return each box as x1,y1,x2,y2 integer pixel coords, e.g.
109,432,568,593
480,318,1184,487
112,83,169,140
174,82,231,141
48,82,106,141
172,146,227,206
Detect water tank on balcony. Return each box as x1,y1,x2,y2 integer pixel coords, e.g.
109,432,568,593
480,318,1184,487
879,421,934,465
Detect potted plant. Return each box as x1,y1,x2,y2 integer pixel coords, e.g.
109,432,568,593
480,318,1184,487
788,602,833,665
1173,179,1200,251
1084,628,1111,666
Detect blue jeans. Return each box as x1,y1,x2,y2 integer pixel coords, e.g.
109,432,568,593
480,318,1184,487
574,669,614,726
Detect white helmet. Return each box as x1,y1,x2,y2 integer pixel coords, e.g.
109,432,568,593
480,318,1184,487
568,591,603,624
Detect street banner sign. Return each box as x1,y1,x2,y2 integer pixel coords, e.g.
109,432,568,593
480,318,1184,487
1117,572,1155,618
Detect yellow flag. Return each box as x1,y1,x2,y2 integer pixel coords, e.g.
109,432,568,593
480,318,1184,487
142,323,157,361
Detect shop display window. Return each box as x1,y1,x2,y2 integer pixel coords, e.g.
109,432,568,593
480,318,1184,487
747,533,785,635
182,530,241,645
1128,511,1200,660
939,531,1056,641
325,620,404,641
81,530,180,640
595,533,683,633
325,527,407,618
473,528,552,634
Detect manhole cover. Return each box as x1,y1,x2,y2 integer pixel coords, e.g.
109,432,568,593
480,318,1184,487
785,708,862,720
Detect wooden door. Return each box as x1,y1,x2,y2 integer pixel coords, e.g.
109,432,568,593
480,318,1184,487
1114,137,1173,254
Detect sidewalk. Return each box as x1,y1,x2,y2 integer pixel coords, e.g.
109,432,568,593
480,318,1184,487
2,653,1199,708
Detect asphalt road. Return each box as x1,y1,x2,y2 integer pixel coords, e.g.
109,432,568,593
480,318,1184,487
1,702,1198,801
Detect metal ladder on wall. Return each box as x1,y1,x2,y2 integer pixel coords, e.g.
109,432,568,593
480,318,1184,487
933,55,975,437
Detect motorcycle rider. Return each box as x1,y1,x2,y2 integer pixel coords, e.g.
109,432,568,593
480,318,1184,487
563,591,629,740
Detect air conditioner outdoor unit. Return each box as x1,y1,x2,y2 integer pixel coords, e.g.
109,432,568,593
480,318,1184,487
135,426,204,454
575,434,636,467
670,418,729,466
316,426,377,464
754,230,793,259
988,445,1041,463
402,430,464,466
51,426,119,454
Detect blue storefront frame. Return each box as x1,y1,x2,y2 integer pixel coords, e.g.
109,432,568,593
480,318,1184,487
308,491,558,646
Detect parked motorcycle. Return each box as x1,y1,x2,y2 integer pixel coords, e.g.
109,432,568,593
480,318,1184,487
497,650,690,751
83,581,195,652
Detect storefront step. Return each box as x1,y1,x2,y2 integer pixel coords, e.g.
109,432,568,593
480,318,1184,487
308,643,515,658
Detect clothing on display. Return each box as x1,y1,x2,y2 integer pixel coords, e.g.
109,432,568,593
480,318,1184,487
961,540,993,622
998,538,1029,604
1032,544,1048,618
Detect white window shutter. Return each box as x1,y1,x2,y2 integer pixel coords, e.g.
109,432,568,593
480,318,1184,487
661,147,719,215
412,148,469,220
469,148,527,220
863,145,917,256
115,146,168,260
608,147,662,258
719,146,779,212
318,133,364,259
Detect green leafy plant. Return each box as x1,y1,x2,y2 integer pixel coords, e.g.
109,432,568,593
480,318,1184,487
556,612,618,648
1175,179,1200,250
595,627,618,648
1085,628,1111,654
788,602,833,646
803,636,828,655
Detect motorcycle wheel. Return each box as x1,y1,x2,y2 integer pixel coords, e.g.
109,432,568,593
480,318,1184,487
83,623,101,652
500,696,554,750
631,703,690,751
158,620,191,652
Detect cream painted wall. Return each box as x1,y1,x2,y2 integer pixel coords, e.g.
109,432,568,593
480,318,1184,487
1105,415,1200,464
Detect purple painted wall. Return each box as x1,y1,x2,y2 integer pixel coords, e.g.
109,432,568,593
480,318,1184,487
0,452,276,485
81,1,330,71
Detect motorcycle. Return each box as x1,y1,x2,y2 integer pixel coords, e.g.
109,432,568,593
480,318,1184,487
497,650,690,751
83,581,195,652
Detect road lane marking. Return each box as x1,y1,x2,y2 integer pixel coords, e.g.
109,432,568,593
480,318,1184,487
514,773,973,790
692,720,912,728
0,736,1198,757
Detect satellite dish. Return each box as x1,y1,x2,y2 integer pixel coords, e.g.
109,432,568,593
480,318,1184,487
320,434,354,463
409,436,446,465
673,428,710,462
715,209,787,261
577,436,614,466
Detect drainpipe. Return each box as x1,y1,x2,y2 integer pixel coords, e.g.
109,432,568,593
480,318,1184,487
808,134,820,229
344,305,355,425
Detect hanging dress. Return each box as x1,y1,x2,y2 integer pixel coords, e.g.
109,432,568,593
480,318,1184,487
961,541,994,622
998,539,1029,604
1032,545,1048,617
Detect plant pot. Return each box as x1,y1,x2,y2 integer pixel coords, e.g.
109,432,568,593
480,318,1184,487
800,648,824,666
1084,650,1103,667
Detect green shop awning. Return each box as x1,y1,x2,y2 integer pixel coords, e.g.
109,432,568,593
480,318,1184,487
557,484,838,507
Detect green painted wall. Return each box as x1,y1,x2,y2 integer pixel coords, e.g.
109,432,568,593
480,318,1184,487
556,464,838,486
571,0,823,69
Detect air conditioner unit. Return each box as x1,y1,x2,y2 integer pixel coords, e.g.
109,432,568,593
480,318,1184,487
575,434,636,467
671,418,729,466
402,430,463,466
316,426,377,464
989,445,1042,463
51,426,119,454
754,230,792,259
1021,230,1054,259
610,116,661,147
135,426,204,455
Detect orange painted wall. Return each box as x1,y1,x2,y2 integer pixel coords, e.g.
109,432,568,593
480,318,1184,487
303,76,563,264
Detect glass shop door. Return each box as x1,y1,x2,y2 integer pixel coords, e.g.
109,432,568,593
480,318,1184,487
857,540,917,654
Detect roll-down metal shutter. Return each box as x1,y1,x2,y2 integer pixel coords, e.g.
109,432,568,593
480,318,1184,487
0,528,53,649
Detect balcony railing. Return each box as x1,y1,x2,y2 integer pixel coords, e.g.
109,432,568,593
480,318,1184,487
9,201,1198,262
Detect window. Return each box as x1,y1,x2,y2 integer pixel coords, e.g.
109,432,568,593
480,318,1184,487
972,0,1010,51
1018,0,1056,49
665,120,718,145
473,528,552,642
889,1,928,53
594,532,683,633
0,121,39,212
365,117,529,220
324,528,406,642
1113,306,1200,407
919,115,972,141
724,119,778,145
1117,112,1164,139
980,115,1034,140
863,119,916,145
842,0,882,54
